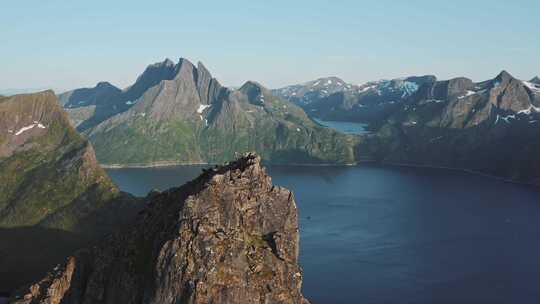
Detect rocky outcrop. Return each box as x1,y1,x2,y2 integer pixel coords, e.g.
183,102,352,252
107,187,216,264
12,153,310,304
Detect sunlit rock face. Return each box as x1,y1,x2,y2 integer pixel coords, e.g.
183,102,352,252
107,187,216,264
12,153,310,304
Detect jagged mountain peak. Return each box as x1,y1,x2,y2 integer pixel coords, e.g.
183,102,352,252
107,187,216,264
139,58,178,76
177,57,194,69
196,60,209,72
494,70,515,83
530,76,540,84
173,59,219,86
240,80,266,91
122,58,182,103
95,81,119,90
148,57,175,68
239,81,270,104
12,152,309,304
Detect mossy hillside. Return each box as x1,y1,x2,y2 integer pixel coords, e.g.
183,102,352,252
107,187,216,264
0,139,117,229
0,114,83,213
0,91,132,233
89,116,203,165
202,90,358,164
200,120,355,164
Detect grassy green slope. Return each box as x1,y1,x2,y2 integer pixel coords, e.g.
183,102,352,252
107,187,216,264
0,92,140,235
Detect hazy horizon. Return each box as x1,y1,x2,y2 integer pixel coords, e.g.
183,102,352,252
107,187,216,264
1,0,539,91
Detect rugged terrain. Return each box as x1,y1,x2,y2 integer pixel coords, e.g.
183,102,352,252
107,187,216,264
360,71,540,183
274,75,436,125
64,58,358,166
58,59,180,131
0,91,139,232
12,153,310,304
0,91,141,291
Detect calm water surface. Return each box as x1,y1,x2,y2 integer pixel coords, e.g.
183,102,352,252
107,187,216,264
107,164,540,304
312,117,370,135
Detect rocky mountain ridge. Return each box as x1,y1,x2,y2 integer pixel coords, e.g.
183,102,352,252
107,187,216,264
12,153,310,304
58,58,189,131
73,58,357,166
272,76,353,106
360,70,540,183
274,75,436,125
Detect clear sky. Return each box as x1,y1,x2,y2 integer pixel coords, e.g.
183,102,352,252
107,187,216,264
1,0,539,92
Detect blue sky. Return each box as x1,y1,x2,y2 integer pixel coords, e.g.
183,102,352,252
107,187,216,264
1,0,539,91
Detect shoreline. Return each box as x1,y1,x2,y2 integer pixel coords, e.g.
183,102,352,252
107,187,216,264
379,161,540,187
100,159,368,169
102,159,539,188
101,161,210,169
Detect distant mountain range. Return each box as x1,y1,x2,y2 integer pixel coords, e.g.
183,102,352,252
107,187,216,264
56,58,540,183
274,75,437,125
3,62,540,300
61,58,357,166
358,71,540,182
274,72,540,183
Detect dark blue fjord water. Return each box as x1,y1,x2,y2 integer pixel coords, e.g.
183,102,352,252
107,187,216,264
107,164,540,304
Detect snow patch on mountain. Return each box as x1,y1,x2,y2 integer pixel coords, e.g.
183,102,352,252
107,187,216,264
522,80,540,92
517,104,540,115
495,114,516,124
458,91,477,99
197,104,211,114
14,122,46,135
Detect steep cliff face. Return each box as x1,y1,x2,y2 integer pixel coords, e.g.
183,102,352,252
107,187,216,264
82,58,357,166
12,154,309,304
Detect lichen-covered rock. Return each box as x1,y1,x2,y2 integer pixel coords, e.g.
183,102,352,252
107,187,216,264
12,153,309,304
